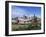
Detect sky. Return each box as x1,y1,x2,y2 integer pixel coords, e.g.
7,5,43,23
11,6,41,18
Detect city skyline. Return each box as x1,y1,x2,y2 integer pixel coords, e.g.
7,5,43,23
11,6,41,18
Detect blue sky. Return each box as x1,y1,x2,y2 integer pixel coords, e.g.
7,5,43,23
11,6,41,18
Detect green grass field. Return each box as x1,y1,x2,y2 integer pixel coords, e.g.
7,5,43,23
12,23,41,31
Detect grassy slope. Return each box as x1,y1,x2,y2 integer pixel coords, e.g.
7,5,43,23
12,23,41,31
